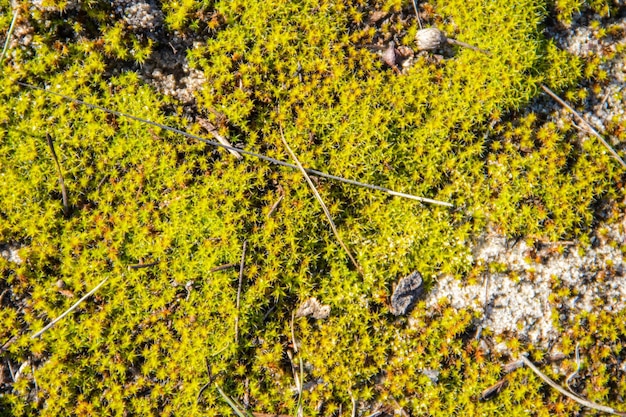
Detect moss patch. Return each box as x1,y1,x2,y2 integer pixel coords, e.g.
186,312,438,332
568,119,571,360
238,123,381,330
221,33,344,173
0,0,624,415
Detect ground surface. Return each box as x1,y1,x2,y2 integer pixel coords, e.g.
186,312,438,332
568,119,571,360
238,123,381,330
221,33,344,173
1,0,626,416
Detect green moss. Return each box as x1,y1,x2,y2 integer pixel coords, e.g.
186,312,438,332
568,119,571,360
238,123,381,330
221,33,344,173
551,0,615,23
0,0,624,415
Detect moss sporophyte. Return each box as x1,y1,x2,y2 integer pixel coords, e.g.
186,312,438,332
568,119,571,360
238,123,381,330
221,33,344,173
0,0,625,415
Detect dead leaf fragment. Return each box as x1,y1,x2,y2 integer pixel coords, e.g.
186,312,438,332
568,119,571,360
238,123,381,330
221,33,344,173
295,297,330,320
390,271,424,316
368,10,387,24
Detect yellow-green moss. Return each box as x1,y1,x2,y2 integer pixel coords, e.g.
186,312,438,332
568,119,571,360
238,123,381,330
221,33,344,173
0,0,624,416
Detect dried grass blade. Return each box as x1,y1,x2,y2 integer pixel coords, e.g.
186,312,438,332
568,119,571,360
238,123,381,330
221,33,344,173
16,82,451,206
215,384,254,417
46,134,70,217
519,354,624,415
209,263,238,273
198,118,243,159
541,84,626,168
279,125,363,274
446,38,491,55
0,9,18,67
290,311,304,417
411,0,423,29
235,240,247,344
31,277,109,339
267,185,285,218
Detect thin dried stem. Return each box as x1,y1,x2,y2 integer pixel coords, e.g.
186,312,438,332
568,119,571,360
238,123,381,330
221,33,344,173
519,354,625,415
235,241,247,344
198,118,243,159
503,359,524,373
127,261,157,270
296,356,304,417
196,381,211,404
17,82,452,207
446,38,491,55
565,343,581,393
31,277,109,339
6,360,14,382
267,185,284,218
14,360,29,382
411,0,422,29
1,335,17,354
279,125,363,275
46,134,70,217
0,9,18,67
209,263,238,273
288,311,304,417
351,394,357,417
290,311,298,354
196,361,212,404
540,84,626,169
252,414,301,417
215,384,253,417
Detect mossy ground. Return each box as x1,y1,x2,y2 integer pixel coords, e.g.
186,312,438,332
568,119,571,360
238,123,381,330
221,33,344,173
0,0,625,415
